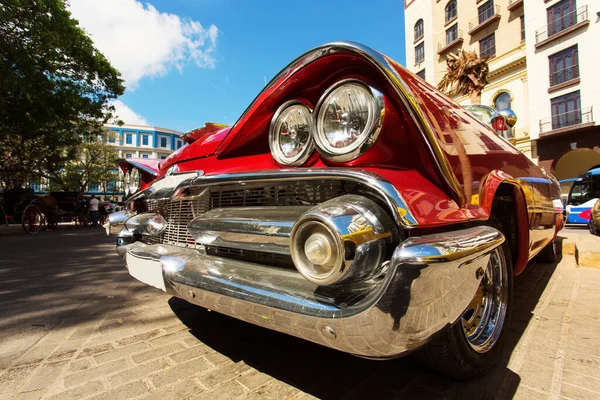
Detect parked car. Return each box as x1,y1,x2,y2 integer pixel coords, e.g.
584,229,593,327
560,167,600,225
588,199,600,235
106,42,563,379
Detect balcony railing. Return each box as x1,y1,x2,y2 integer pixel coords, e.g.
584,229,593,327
539,107,594,133
507,0,523,11
535,5,588,44
549,64,579,87
437,29,464,53
469,5,500,34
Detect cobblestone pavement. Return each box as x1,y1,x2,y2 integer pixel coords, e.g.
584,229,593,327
1,227,599,400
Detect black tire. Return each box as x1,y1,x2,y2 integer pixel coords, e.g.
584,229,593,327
418,240,513,379
536,239,558,263
589,220,597,236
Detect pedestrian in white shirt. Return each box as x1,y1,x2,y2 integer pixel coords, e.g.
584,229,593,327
89,195,100,227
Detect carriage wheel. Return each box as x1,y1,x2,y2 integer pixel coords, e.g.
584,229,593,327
22,204,43,235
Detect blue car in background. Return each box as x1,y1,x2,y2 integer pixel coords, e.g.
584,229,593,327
561,167,600,225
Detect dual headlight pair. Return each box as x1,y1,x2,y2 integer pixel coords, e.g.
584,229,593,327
123,168,141,197
269,79,385,165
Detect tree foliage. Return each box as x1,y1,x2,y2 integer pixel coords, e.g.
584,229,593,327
437,50,490,104
52,131,120,194
0,0,124,188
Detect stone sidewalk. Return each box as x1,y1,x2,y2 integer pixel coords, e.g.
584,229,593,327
0,228,599,399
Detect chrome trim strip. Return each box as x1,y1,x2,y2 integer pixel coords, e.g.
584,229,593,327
130,169,419,227
187,206,310,255
224,41,464,205
120,225,503,358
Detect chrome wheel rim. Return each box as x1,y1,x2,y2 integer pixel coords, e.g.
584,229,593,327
461,247,508,353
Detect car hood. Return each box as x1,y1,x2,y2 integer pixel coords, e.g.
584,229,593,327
160,127,231,171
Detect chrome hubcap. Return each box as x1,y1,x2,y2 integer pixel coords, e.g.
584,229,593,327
461,247,508,353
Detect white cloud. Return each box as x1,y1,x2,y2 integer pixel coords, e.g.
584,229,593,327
68,0,218,90
111,100,149,125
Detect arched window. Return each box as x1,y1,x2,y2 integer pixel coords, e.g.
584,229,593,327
445,0,457,23
414,19,424,42
494,92,511,110
494,92,514,138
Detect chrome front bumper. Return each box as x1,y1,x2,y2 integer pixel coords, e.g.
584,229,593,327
118,225,504,358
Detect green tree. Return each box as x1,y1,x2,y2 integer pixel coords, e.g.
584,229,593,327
52,132,120,193
0,0,124,188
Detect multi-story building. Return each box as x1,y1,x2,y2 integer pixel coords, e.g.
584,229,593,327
103,123,185,160
525,0,599,182
85,124,185,199
404,0,532,158
27,124,185,198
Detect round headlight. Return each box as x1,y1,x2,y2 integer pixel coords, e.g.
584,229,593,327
314,80,384,162
269,101,314,166
123,170,131,196
128,168,141,195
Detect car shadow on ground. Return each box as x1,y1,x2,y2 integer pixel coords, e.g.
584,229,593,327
169,239,563,400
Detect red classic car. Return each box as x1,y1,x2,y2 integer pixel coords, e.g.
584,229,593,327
107,42,563,379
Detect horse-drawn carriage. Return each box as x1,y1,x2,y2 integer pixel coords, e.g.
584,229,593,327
0,188,90,234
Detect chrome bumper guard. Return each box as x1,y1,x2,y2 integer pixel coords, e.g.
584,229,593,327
119,225,504,358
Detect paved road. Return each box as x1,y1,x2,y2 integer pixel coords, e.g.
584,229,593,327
0,227,599,399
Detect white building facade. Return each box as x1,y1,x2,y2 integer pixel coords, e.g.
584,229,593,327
104,124,185,160
524,0,600,181
404,0,531,158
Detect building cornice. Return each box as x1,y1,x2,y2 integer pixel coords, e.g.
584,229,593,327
104,124,183,136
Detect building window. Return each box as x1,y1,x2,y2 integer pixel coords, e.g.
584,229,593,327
142,154,149,159
125,153,133,158
176,140,183,149
416,69,426,80
494,92,513,138
445,0,457,23
125,133,133,145
549,45,579,86
160,155,167,160
160,137,168,148
478,0,495,25
141,135,149,146
446,24,458,45
551,91,581,130
414,19,424,42
547,0,577,37
107,133,116,143
480,33,496,58
415,42,425,64
520,15,525,41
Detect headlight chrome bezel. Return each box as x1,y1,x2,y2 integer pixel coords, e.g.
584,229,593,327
128,168,141,195
269,100,315,166
123,170,131,197
314,79,385,162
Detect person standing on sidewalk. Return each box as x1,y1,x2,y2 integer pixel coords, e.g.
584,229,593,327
89,195,100,228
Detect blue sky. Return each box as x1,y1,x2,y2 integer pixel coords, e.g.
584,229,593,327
70,0,406,133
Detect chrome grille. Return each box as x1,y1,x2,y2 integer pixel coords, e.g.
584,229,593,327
143,180,352,248
210,180,348,208
144,195,209,248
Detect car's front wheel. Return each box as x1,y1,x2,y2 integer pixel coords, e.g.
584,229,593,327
419,241,513,379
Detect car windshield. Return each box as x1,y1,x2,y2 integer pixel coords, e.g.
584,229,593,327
568,174,600,206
